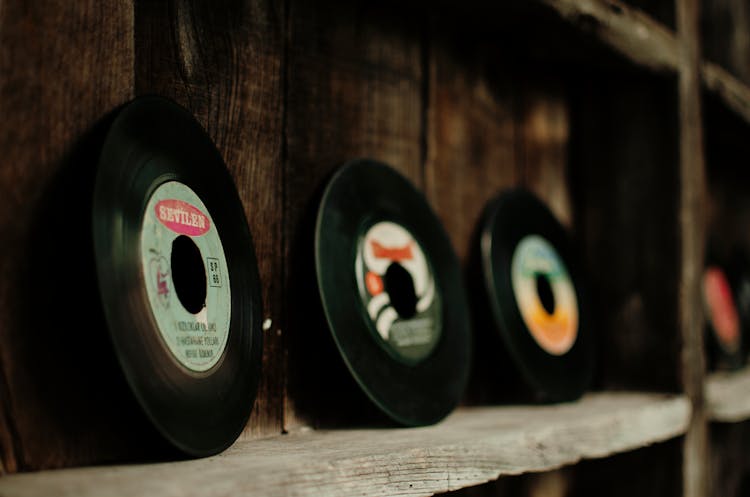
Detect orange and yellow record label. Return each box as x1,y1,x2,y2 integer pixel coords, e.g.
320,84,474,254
511,235,578,356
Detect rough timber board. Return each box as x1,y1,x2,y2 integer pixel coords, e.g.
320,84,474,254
0,393,689,497
539,0,680,72
537,0,750,128
702,62,750,126
706,368,750,423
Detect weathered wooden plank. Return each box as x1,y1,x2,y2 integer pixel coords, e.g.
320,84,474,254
424,22,516,265
677,0,709,495
702,62,750,126
435,470,571,497
0,392,690,497
283,0,425,430
538,0,680,73
537,0,750,133
516,83,573,228
448,440,682,497
134,0,286,438
0,0,135,471
569,72,681,392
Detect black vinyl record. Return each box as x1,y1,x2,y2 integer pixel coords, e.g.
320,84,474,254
93,95,263,456
315,159,472,426
703,246,747,371
479,189,593,402
728,249,750,364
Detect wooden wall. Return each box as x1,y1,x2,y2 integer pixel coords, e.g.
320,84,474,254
0,1,691,493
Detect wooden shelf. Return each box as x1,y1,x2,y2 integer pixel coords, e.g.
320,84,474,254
540,0,679,73
706,368,750,423
702,62,750,126
538,0,750,127
0,392,688,497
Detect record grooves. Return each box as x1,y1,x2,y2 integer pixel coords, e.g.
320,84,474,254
93,96,263,456
478,189,593,402
314,159,472,426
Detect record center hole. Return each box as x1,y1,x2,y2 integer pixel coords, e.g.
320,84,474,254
536,273,556,315
171,235,207,314
384,262,418,319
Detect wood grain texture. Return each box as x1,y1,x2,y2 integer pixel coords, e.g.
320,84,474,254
516,83,572,229
702,62,750,126
134,0,286,438
569,72,681,392
0,0,727,491
283,0,425,430
539,0,680,73
706,369,750,422
436,469,572,497
0,0,135,471
424,20,517,265
0,392,690,497
677,0,709,495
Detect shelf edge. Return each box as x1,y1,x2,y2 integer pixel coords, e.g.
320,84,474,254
706,368,750,423
539,0,680,73
702,62,750,125
0,392,690,497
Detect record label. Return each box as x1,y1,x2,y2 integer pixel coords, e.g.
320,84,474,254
703,266,740,353
355,221,441,364
140,181,231,372
511,235,578,356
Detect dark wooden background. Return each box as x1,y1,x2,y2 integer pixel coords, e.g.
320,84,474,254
0,0,747,495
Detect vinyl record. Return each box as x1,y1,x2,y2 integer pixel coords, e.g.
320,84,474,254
93,95,263,456
728,249,750,363
702,241,748,371
315,159,471,426
479,189,593,402
702,263,744,371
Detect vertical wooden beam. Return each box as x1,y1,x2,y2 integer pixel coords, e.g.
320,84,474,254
676,0,709,496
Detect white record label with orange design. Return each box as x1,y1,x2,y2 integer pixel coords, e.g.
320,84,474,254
511,235,578,356
355,221,441,364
